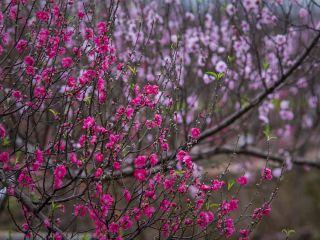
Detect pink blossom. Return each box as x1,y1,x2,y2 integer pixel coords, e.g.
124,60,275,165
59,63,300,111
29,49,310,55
95,153,104,163
77,11,85,19
95,168,103,178
195,199,205,210
253,203,271,220
160,199,171,212
143,205,155,217
109,222,119,233
76,133,86,145
299,8,308,19
97,22,107,34
119,215,133,230
18,171,33,187
262,168,273,180
134,155,147,168
153,114,162,127
0,124,6,139
123,189,132,203
70,153,81,166
177,150,187,161
237,175,248,186
26,66,35,75
197,211,214,228
101,194,113,207
161,143,169,151
221,199,239,214
163,179,174,191
12,90,23,101
212,179,225,191
16,40,28,53
36,11,50,21
54,165,67,178
126,107,134,119
22,223,29,232
143,84,159,95
178,182,187,193
113,161,121,170
224,218,235,237
24,56,35,66
239,229,249,240
61,57,73,68
83,116,95,130
117,63,124,71
32,149,43,171
216,60,227,73
90,135,97,145
34,86,45,98
190,127,201,138
84,28,94,40
200,184,211,192
133,208,141,221
134,169,148,181
149,153,158,166
275,34,286,45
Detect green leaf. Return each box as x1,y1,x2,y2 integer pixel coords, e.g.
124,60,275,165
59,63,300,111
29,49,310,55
83,96,91,105
228,179,235,190
1,137,10,146
205,202,210,210
227,55,235,63
210,203,220,209
175,170,185,176
282,228,295,237
174,101,186,111
128,65,137,75
218,72,225,79
271,99,281,111
15,151,23,163
241,97,250,108
206,71,218,78
122,146,130,156
130,82,135,90
221,3,228,11
263,125,276,141
82,233,90,240
262,60,270,71
206,71,225,79
51,201,56,210
49,108,59,116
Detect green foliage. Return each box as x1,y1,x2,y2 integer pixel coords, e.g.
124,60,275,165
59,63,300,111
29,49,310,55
174,170,185,176
82,234,90,240
174,101,187,112
262,60,270,71
271,99,281,111
263,125,276,141
206,71,225,79
227,55,235,64
241,96,250,108
15,151,22,164
206,202,220,210
228,179,235,190
49,108,59,117
1,137,10,146
282,228,296,238
128,65,137,75
83,96,92,105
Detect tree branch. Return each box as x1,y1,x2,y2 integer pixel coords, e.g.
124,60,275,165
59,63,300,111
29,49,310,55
192,145,320,169
13,189,68,240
